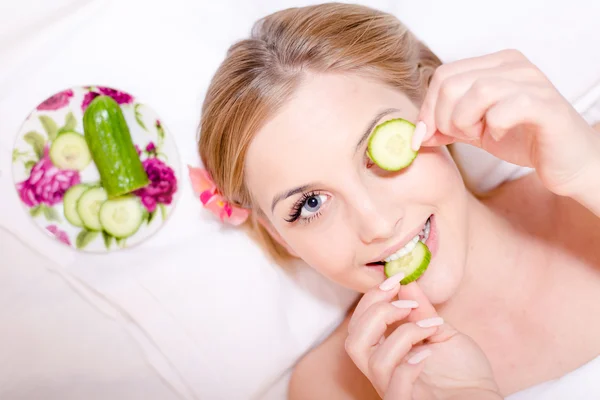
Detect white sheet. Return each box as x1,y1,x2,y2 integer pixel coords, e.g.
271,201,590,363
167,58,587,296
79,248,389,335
1,1,599,399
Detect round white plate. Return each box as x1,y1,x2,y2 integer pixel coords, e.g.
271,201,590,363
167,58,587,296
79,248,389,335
12,85,181,252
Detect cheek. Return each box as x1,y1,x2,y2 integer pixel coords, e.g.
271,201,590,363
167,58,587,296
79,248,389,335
285,222,356,284
413,149,470,304
383,147,463,205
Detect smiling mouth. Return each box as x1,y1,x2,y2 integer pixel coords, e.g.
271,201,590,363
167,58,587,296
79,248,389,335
367,216,432,266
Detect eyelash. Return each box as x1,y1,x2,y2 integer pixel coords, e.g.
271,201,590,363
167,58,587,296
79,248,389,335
285,191,325,224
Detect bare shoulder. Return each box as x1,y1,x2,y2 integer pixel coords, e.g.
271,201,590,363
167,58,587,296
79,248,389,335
288,314,380,400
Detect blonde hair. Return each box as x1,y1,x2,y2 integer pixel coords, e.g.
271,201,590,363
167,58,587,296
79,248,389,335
198,2,442,261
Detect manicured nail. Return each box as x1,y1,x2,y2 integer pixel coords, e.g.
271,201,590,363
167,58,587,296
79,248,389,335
407,349,432,365
379,272,405,291
416,317,444,328
411,121,427,151
391,300,419,309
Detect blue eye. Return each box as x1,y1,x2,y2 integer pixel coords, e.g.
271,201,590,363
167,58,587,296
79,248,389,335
286,192,329,223
301,194,326,217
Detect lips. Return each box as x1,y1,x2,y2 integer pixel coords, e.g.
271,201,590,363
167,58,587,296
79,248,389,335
366,215,433,265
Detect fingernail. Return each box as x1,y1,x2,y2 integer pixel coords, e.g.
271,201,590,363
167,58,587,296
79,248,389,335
416,317,444,328
407,349,432,365
411,121,427,151
379,272,405,291
391,300,419,309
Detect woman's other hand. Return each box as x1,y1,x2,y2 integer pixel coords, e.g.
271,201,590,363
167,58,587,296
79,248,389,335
415,49,600,212
345,274,502,399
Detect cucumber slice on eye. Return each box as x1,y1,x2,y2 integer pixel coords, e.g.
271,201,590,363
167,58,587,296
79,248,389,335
384,241,431,285
367,118,417,171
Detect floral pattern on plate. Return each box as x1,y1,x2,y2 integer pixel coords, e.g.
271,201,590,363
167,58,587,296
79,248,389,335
12,86,181,252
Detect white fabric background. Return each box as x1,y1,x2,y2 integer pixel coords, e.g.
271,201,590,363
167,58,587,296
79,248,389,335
0,1,599,399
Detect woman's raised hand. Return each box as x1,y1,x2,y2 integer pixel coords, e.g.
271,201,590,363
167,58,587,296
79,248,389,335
415,49,600,204
345,274,502,399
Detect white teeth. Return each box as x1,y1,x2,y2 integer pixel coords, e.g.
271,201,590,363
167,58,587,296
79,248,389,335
382,218,431,263
383,233,420,262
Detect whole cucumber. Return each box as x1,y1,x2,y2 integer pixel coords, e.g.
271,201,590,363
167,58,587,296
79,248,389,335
83,95,149,197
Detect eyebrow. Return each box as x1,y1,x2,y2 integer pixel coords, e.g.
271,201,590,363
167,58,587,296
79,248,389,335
270,108,401,213
354,107,401,154
271,184,312,213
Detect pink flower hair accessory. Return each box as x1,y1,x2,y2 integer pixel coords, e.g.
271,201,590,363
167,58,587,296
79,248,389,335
188,165,249,226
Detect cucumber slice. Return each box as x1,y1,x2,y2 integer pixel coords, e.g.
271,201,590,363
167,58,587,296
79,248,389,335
76,187,108,231
49,132,92,171
83,95,150,197
99,196,144,238
367,118,417,171
384,241,431,285
63,184,89,227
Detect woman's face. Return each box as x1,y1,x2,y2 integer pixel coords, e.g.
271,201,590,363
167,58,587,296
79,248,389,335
246,73,470,304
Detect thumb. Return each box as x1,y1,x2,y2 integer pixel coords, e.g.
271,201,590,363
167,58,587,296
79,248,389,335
419,130,457,148
398,282,458,343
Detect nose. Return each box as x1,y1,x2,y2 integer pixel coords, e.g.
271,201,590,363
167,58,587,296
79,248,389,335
353,195,400,244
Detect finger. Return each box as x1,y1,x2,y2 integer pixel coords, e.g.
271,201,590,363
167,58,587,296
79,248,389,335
397,282,459,343
397,282,437,322
345,302,415,374
383,347,431,400
485,92,547,142
419,49,527,139
368,322,439,391
451,78,520,139
427,65,542,144
349,272,405,332
349,299,416,337
411,126,456,151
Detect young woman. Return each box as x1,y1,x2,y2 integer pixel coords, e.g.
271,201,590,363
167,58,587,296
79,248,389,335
194,3,600,399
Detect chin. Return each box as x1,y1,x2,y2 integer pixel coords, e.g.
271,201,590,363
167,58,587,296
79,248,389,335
417,262,464,305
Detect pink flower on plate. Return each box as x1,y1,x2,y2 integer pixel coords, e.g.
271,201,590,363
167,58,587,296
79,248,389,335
46,225,71,246
37,89,74,111
98,86,133,104
134,157,177,213
81,91,100,110
188,165,249,226
145,142,156,154
81,86,134,110
16,147,81,207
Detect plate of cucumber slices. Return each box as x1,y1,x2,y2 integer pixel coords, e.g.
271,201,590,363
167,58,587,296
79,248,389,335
12,86,181,252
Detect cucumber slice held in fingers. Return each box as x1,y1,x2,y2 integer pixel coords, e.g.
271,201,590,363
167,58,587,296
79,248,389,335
384,241,431,285
367,118,417,171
